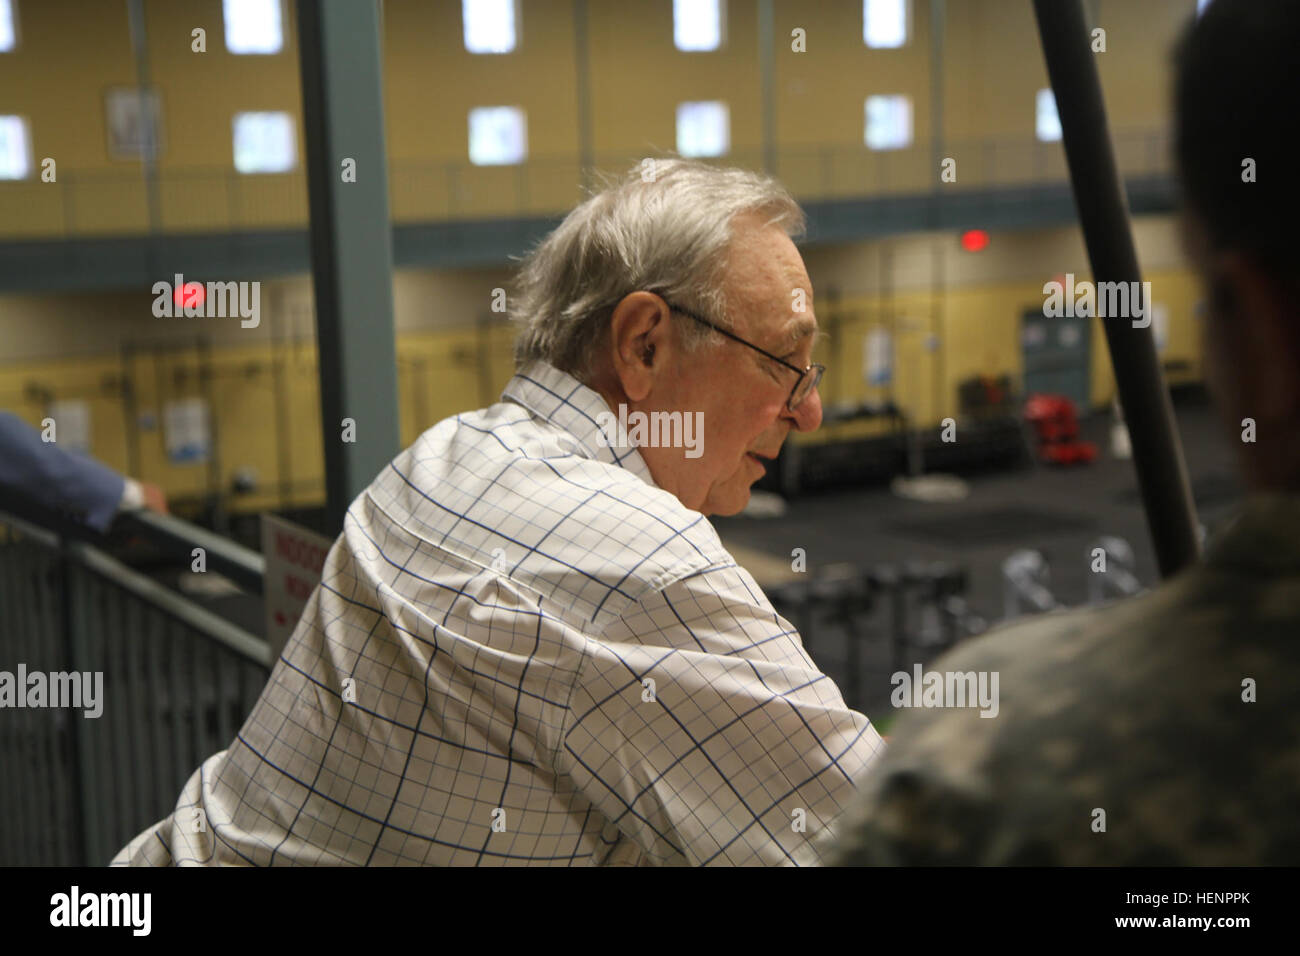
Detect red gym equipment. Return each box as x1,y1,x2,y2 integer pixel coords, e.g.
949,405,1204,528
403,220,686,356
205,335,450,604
1023,394,1098,465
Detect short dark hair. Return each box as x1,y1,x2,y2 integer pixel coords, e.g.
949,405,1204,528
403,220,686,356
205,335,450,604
1173,0,1299,281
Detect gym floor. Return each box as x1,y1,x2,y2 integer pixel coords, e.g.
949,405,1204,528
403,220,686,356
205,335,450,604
714,390,1245,719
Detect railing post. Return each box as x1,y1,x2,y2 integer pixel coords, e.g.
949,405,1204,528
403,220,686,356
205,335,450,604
57,536,91,865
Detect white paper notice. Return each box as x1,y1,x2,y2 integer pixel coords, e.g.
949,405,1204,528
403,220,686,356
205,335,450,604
47,400,91,453
163,397,211,463
864,328,893,386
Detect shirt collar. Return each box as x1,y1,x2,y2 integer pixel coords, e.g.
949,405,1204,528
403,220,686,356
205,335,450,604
501,361,658,488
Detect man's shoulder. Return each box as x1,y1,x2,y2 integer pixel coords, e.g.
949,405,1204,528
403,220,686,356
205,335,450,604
442,397,728,553
364,400,734,626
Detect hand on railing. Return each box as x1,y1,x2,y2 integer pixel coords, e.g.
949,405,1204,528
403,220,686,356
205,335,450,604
119,477,168,519
140,482,168,515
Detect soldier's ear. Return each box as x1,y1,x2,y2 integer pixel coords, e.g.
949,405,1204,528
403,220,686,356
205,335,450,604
1218,252,1300,421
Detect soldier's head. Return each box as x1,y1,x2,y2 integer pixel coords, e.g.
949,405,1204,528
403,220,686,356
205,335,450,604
1174,0,1300,491
510,158,823,516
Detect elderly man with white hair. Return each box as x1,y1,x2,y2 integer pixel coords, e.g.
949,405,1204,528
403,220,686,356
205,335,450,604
114,158,884,867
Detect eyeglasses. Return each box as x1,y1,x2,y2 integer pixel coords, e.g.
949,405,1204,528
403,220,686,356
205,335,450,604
664,302,826,411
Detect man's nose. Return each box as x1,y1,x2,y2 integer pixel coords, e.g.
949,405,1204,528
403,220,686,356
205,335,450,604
788,386,823,432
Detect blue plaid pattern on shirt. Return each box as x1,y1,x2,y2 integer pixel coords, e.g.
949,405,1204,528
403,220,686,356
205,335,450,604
112,361,884,866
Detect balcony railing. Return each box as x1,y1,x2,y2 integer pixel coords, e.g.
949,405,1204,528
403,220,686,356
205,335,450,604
0,129,1172,241
0,502,272,865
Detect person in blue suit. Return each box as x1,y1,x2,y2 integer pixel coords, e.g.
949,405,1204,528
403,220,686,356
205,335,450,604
0,411,166,532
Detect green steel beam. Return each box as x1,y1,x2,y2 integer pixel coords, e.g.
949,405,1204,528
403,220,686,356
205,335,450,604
0,178,1179,293
296,0,401,534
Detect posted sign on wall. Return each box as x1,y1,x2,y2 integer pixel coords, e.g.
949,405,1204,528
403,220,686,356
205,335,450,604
260,514,334,662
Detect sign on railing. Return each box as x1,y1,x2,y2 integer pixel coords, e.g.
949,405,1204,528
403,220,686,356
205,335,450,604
260,514,334,662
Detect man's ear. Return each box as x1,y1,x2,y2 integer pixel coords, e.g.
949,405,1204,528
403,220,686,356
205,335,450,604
607,292,671,403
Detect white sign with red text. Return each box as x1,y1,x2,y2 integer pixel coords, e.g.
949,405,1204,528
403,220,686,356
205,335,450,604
260,514,334,662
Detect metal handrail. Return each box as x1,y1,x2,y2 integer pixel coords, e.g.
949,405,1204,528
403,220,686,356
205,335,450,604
0,506,269,666
0,489,265,597
72,541,270,667
0,504,273,865
116,509,266,596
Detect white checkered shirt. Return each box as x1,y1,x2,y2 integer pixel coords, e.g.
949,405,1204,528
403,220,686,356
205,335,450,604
112,361,884,866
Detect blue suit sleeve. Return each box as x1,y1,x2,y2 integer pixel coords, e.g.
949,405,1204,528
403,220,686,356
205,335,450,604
0,412,127,533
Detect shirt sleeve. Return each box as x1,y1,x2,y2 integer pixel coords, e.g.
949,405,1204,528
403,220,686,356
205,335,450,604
118,476,146,513
552,559,885,866
0,411,127,532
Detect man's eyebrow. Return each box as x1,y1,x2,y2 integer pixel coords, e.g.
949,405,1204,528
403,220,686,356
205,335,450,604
783,318,819,349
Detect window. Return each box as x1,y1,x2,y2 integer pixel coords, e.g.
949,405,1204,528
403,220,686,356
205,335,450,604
1036,88,1062,141
468,106,527,165
674,0,723,52
233,112,296,173
864,95,911,150
0,115,30,179
864,0,907,48
224,0,283,54
676,101,729,157
463,0,517,54
0,0,16,52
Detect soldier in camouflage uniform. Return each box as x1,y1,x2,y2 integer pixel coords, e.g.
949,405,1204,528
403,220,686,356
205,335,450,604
822,0,1300,866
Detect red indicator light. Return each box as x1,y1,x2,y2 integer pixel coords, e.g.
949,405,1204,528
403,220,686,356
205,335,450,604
961,229,990,252
174,282,205,309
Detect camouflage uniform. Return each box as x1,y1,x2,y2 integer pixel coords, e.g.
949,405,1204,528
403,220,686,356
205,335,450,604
820,493,1300,866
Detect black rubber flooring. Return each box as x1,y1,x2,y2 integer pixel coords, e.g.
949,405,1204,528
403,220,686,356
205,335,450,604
713,393,1246,719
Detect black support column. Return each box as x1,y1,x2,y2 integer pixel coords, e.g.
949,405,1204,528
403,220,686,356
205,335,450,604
1032,0,1200,578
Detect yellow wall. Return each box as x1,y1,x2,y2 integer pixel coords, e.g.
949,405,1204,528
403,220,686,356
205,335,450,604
0,320,518,517
0,260,1206,514
0,0,1210,508
0,0,1198,237
803,264,1205,448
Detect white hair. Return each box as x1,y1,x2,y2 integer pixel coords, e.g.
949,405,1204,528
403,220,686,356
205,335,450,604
509,157,807,379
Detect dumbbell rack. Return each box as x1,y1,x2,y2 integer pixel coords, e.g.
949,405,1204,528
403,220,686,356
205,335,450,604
767,561,986,713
